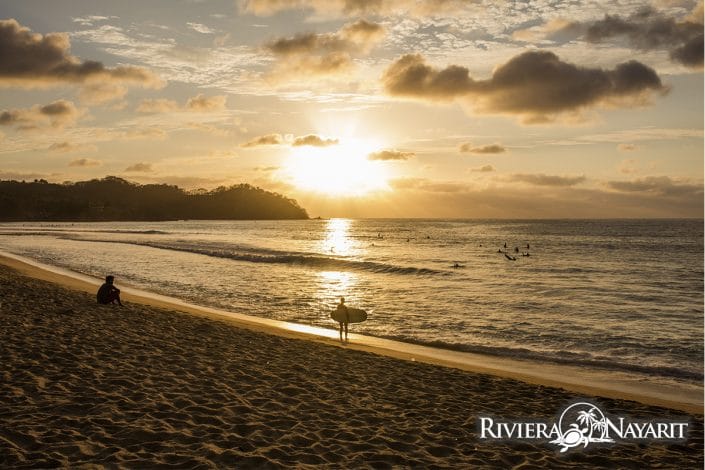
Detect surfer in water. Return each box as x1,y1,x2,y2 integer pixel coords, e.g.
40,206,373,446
97,275,123,306
336,297,349,343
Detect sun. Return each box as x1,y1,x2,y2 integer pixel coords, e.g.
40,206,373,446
283,138,390,196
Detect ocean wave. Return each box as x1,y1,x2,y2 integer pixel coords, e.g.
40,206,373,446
67,238,446,276
0,228,170,236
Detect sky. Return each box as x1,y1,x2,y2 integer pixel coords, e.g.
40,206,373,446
0,0,702,218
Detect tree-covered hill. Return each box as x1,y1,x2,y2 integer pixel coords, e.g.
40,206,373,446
0,177,309,221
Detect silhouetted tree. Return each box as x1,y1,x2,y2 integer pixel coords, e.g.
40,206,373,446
0,177,308,221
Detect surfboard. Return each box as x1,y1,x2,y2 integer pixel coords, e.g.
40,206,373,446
330,307,367,324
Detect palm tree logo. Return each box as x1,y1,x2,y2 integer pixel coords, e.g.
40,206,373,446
550,402,615,452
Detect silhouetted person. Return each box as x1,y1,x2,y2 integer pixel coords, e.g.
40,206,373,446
336,297,349,343
97,275,123,306
514,246,519,253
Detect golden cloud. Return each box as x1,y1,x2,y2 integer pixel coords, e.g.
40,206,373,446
0,100,82,131
367,149,414,160
292,134,339,147
240,133,284,147
459,143,506,154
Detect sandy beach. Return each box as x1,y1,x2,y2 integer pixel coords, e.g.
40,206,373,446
0,259,702,468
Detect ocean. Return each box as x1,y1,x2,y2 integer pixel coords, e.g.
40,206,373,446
0,219,702,387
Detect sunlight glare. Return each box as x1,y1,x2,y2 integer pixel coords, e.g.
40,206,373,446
285,138,389,196
322,218,352,255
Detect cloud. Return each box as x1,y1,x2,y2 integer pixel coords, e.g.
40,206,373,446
124,163,154,172
78,82,129,105
607,176,702,197
343,176,702,218
49,141,97,153
512,18,584,43
137,98,180,114
471,165,495,172
618,159,639,174
537,6,704,68
185,94,227,112
618,143,637,151
0,19,163,89
241,0,471,18
670,33,704,67
509,173,586,187
459,143,506,154
584,7,703,66
264,19,385,78
187,22,216,34
121,128,168,140
72,15,116,27
382,51,666,123
253,166,280,172
240,133,284,147
137,94,227,113
389,177,469,193
68,158,101,167
0,100,82,131
292,134,339,147
367,149,415,160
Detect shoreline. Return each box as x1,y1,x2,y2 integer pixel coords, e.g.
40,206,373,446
1,251,701,414
0,252,702,467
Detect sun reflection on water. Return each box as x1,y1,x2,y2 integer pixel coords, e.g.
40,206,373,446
322,218,352,255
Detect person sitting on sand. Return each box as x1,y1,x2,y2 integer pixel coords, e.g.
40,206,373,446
336,297,349,343
97,275,123,306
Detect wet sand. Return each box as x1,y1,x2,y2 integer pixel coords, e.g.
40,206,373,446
0,259,702,468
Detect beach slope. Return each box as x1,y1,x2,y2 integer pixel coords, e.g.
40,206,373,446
0,263,702,468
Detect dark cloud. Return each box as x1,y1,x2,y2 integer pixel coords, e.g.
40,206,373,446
382,51,665,122
382,53,475,100
124,163,154,172
265,20,384,56
607,176,703,197
460,143,506,154
0,100,81,130
509,173,586,187
292,134,339,147
670,33,704,67
471,165,495,172
0,19,163,88
240,134,284,148
68,158,101,167
554,7,704,68
367,149,414,160
264,19,384,78
618,143,637,152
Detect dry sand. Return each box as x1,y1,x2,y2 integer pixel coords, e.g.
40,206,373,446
0,262,702,468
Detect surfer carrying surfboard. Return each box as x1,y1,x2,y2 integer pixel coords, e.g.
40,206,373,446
330,297,368,343
335,297,349,343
